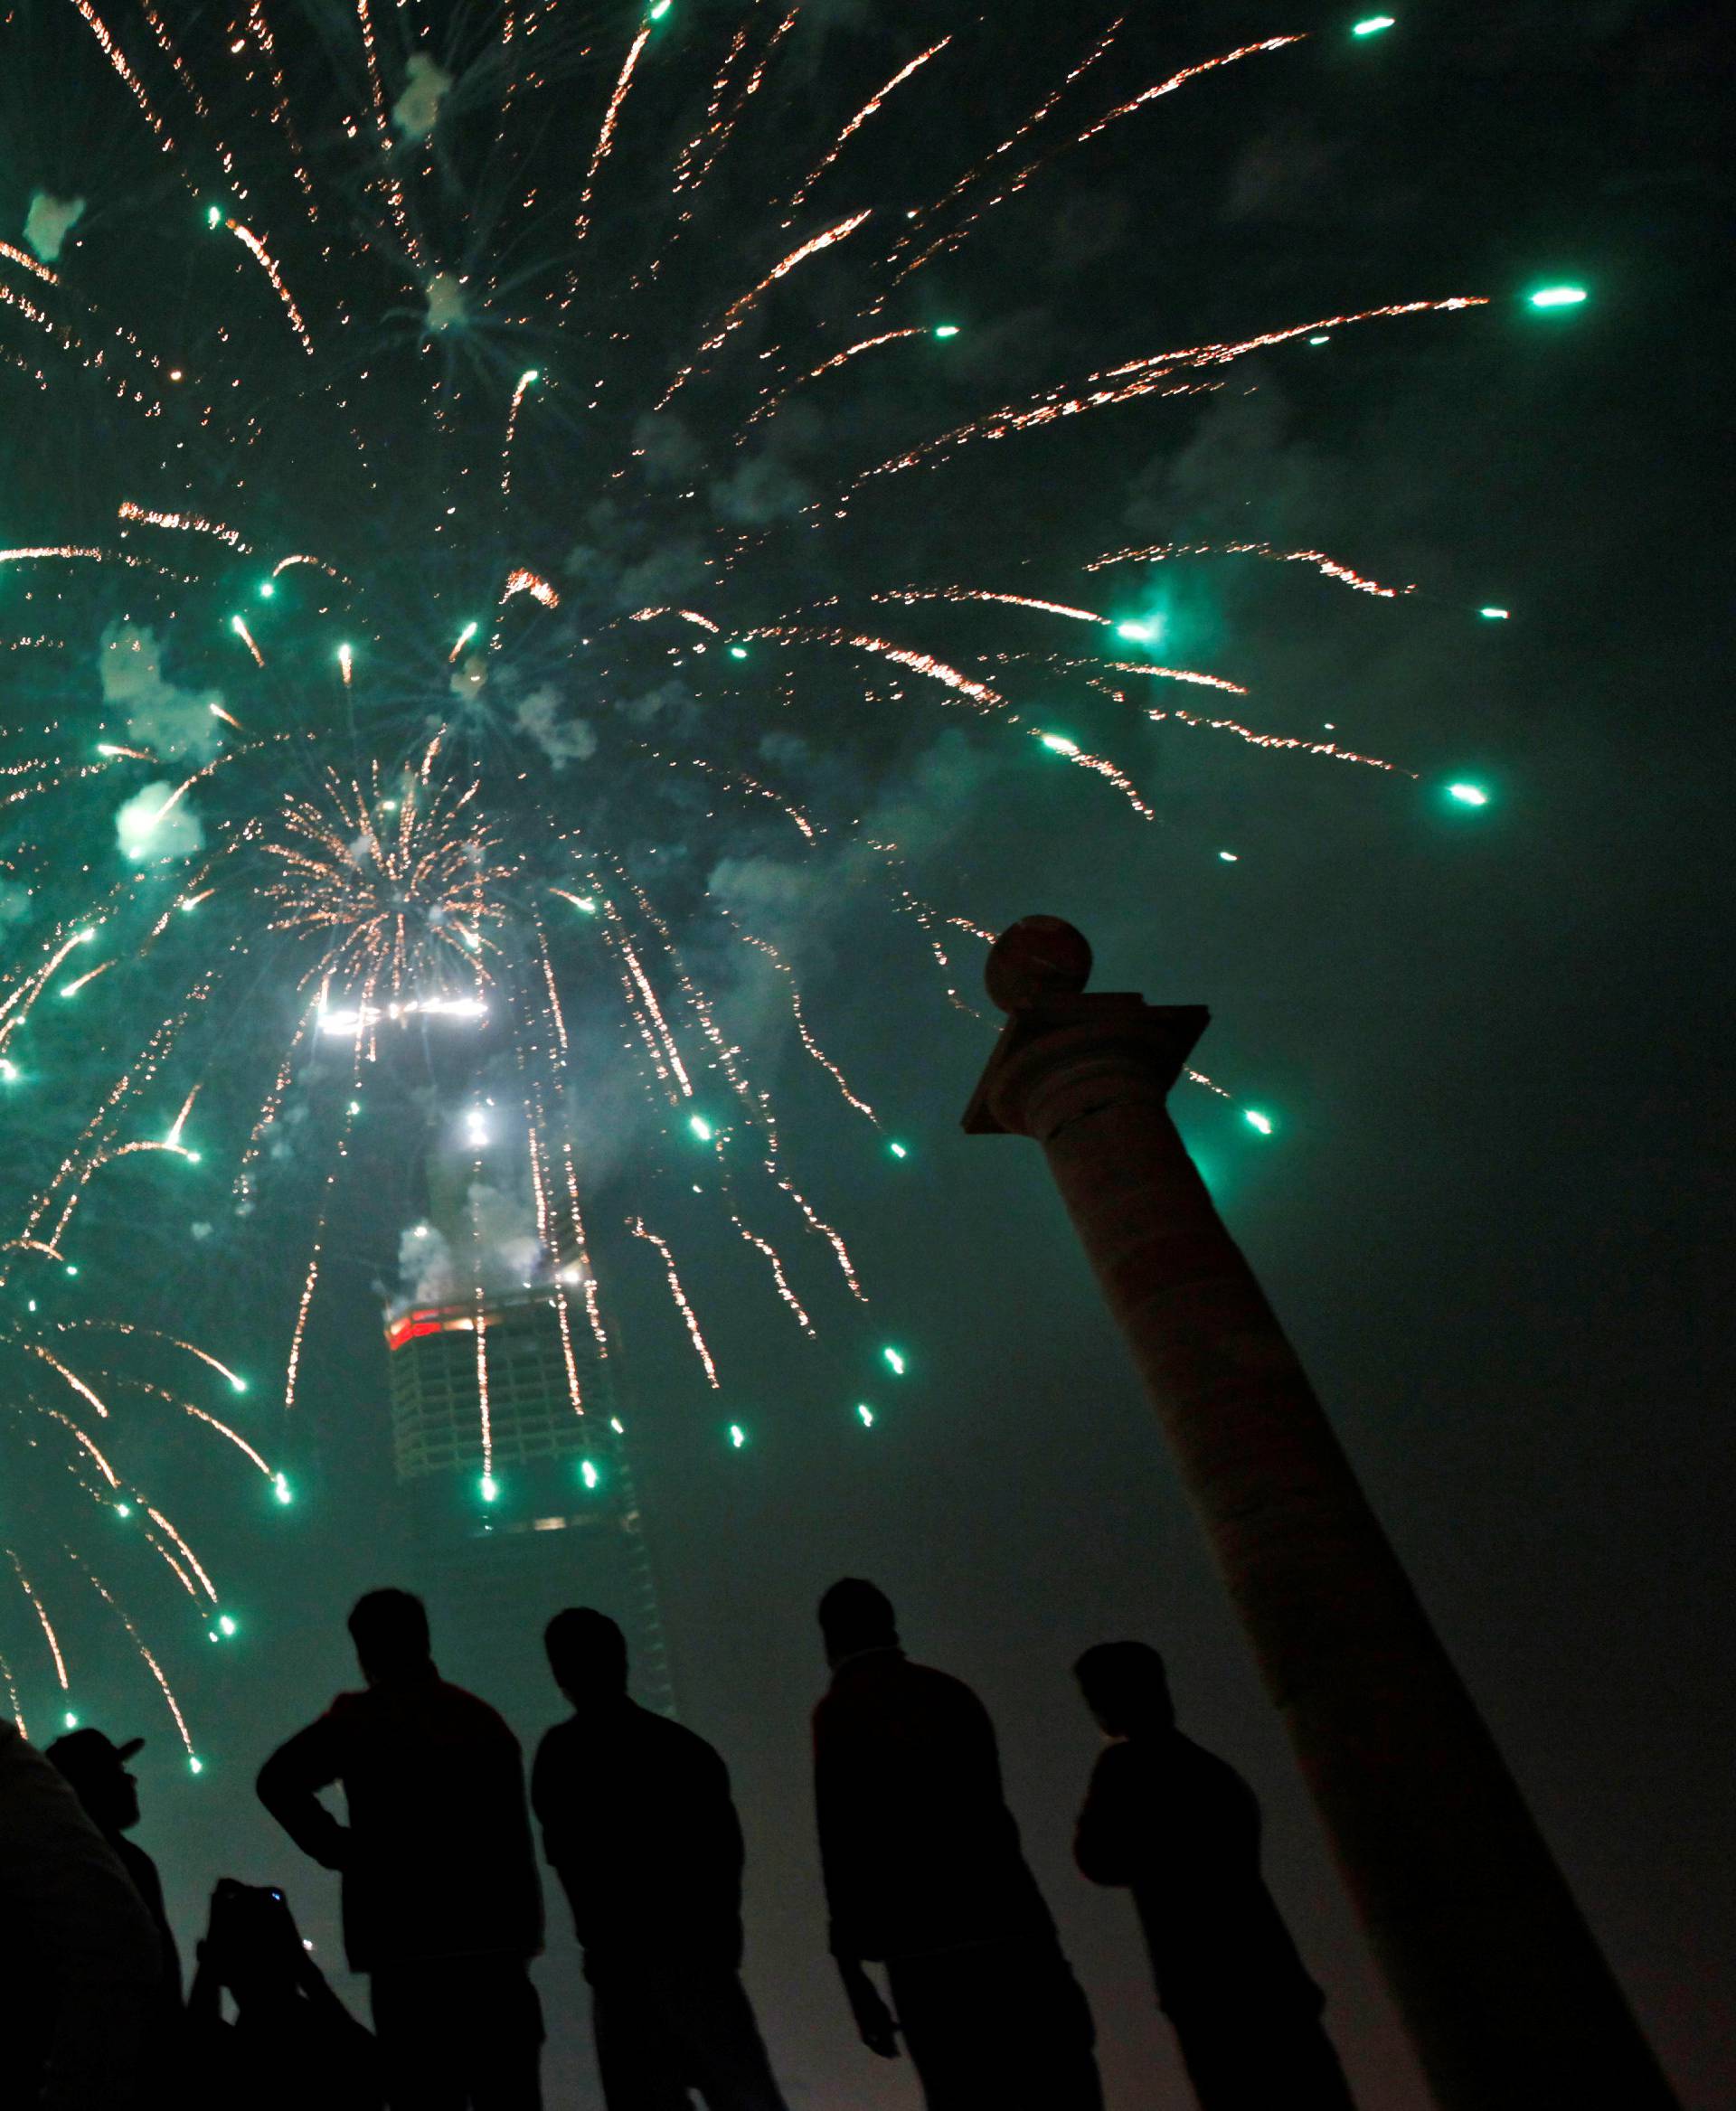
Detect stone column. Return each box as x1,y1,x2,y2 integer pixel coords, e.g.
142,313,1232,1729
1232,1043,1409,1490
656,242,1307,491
964,916,1675,2111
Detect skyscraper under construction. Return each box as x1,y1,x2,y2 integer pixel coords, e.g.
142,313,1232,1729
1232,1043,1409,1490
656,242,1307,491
383,1285,672,1720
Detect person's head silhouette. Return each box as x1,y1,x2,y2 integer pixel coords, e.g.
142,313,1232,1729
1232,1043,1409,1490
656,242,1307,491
1073,1640,1176,1740
545,1607,628,1706
347,1588,432,1686
817,1577,899,1669
44,1727,144,1835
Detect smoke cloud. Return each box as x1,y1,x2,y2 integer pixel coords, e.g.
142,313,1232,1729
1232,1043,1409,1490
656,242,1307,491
393,52,452,142
425,272,467,334
99,624,223,761
515,686,598,769
24,192,84,263
116,783,203,865
392,1180,545,1315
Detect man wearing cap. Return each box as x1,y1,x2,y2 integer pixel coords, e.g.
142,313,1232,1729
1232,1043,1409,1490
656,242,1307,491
46,1729,183,1996
45,1726,184,2069
1,1720,161,2107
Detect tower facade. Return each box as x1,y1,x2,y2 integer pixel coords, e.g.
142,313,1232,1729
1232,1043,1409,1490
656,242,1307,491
384,1289,672,1719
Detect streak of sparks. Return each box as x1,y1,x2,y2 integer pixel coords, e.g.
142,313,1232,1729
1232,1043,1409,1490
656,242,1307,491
118,502,251,551
80,1566,196,1759
222,220,316,356
627,1220,719,1387
501,569,560,609
1085,539,1414,598
576,24,653,238
8,1553,69,1688
68,0,173,146
1145,706,1413,775
788,41,952,212
731,1218,815,1335
657,212,874,408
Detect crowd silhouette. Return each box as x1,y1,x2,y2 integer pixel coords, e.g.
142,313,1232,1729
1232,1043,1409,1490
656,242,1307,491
1,1582,1357,2110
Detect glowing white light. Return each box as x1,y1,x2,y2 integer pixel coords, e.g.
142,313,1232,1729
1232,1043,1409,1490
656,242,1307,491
1447,782,1489,806
317,995,489,1036
1244,1110,1274,1136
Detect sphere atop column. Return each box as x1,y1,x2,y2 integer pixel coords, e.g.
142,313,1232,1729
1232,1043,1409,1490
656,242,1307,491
985,916,1093,1013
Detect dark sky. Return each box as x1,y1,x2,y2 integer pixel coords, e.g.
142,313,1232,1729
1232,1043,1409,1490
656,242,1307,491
5,2,1730,2106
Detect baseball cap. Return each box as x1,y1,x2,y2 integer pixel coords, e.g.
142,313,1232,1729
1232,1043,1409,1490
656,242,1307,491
44,1727,145,1779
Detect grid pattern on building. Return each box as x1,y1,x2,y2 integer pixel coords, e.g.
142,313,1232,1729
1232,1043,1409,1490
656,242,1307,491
386,1291,606,1483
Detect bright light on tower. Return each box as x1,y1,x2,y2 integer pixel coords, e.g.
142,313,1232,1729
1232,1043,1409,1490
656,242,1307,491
1528,285,1587,309
856,1402,876,1428
933,325,960,339
1352,15,1396,34
1115,620,1155,643
1479,607,1510,620
728,1422,746,1449
480,1473,499,1503
580,1459,600,1490
688,1114,714,1143
888,1141,909,1159
882,1346,907,1376
1040,733,1080,756
1244,1110,1275,1136
218,1614,238,1637
272,1473,293,1505
1447,782,1489,807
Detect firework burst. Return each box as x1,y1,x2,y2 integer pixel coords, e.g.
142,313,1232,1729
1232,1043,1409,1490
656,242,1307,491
1,3,1502,1722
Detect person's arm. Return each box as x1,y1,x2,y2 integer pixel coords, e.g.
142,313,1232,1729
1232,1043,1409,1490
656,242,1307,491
1074,1745,1137,1887
257,1710,353,1870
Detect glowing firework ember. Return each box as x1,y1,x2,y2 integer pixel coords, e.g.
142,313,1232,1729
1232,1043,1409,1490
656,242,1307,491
0,5,1505,1732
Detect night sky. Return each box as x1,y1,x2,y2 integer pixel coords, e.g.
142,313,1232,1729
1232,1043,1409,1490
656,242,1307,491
2,4,1730,2106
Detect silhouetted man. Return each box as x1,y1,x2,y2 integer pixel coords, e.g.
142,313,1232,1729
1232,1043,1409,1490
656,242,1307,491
1,1720,160,2109
258,1588,544,2110
533,1607,788,2111
1072,1641,1357,2109
44,1729,183,2071
812,1579,1101,2111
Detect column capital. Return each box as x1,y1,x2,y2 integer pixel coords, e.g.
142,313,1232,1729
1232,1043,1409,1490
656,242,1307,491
961,919,1206,1139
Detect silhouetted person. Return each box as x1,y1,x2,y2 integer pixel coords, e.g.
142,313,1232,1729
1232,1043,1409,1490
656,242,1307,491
812,1579,1101,2111
185,1878,383,2110
533,1607,788,2111
257,1588,544,2110
1072,1642,1357,2109
45,1728,184,2066
1,1720,160,2109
